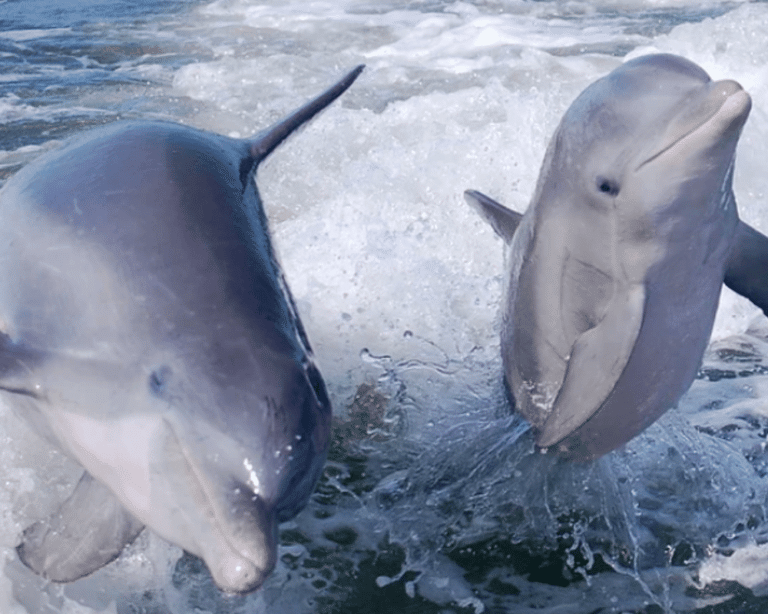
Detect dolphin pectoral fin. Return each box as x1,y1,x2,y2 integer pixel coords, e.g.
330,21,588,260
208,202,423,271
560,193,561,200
17,472,144,582
725,221,768,316
463,189,523,243
537,285,645,449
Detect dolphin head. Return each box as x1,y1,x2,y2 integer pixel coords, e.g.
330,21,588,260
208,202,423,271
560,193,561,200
144,347,330,592
138,298,331,592
539,54,751,228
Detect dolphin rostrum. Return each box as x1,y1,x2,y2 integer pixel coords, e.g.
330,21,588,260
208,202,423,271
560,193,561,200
0,65,363,593
466,54,768,461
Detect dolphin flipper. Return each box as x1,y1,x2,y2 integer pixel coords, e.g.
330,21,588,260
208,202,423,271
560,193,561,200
537,285,646,448
725,221,768,316
464,190,523,243
17,472,144,582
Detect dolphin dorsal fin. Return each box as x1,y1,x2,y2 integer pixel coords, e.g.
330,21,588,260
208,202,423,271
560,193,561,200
463,189,523,243
248,65,364,165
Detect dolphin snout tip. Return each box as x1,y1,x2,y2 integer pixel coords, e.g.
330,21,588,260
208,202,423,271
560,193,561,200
212,553,275,594
713,79,751,120
713,78,745,97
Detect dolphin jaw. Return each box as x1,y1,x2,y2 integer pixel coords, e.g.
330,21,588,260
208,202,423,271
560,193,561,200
149,418,278,593
203,500,277,594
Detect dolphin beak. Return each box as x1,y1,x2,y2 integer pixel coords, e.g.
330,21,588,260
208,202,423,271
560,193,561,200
204,496,278,593
636,79,751,171
713,80,752,131
158,420,278,593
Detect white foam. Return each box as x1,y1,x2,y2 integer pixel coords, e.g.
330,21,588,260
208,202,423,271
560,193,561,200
0,94,110,125
5,1,768,612
0,29,71,42
700,543,768,597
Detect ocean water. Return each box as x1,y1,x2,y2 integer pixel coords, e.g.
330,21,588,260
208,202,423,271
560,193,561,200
2,0,768,612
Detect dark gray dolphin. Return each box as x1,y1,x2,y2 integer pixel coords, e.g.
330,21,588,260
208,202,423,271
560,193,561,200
465,54,768,461
0,65,363,593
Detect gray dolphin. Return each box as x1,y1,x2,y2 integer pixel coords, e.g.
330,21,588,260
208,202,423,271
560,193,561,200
0,65,363,593
465,54,768,461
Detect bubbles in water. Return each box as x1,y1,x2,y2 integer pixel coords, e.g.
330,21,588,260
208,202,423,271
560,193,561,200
5,0,768,613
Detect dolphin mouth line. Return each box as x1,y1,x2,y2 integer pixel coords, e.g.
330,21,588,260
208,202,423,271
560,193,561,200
0,384,43,400
635,88,749,171
165,420,262,583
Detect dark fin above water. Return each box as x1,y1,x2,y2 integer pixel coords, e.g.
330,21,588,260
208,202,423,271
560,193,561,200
463,190,523,243
725,221,768,317
248,65,365,165
17,472,144,582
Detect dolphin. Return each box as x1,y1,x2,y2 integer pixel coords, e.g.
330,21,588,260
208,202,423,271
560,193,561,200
465,54,768,461
0,65,363,593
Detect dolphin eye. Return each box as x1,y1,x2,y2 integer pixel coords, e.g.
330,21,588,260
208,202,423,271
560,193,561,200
597,177,620,197
149,366,172,395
